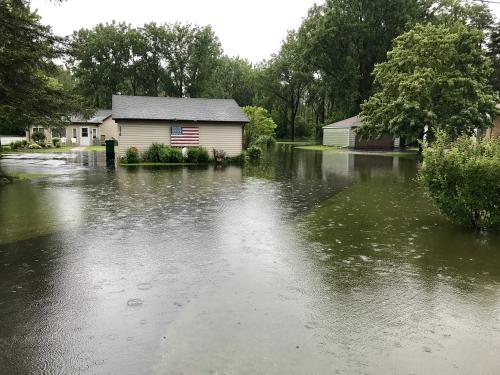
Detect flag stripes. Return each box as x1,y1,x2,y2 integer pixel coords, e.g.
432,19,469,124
171,126,199,146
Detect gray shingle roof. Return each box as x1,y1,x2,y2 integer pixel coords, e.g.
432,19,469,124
70,109,112,124
323,115,361,129
112,95,248,123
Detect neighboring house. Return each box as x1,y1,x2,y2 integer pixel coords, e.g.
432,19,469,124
485,105,500,139
112,95,248,157
323,115,400,149
26,109,118,146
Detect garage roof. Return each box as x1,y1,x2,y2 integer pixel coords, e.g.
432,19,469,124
112,95,248,123
323,115,361,129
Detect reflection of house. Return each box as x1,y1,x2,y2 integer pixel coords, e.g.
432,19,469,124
112,95,248,157
323,115,400,149
26,109,118,146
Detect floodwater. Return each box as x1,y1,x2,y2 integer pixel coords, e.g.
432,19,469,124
0,146,499,374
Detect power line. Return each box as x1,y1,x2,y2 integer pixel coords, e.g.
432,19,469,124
472,0,500,5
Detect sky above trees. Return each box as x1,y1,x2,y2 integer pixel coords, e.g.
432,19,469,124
31,0,320,63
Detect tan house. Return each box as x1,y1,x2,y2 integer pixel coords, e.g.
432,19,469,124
112,95,248,157
26,109,118,146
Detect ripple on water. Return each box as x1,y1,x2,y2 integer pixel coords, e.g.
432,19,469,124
127,298,144,307
137,283,152,290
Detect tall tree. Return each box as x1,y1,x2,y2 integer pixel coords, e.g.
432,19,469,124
262,32,311,140
359,23,497,143
0,0,83,135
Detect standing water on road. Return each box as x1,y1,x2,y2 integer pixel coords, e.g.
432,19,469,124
0,146,499,374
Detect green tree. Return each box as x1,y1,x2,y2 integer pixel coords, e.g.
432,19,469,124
208,56,256,106
261,32,311,140
69,22,134,107
242,106,277,147
0,0,83,135
360,23,497,143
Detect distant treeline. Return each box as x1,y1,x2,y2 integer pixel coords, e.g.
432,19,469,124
3,0,500,139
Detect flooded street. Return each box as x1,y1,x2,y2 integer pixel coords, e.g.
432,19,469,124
1,147,499,374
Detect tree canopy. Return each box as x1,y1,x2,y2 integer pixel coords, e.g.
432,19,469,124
0,0,83,134
359,23,497,142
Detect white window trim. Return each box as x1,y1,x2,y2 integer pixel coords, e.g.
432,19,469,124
81,127,89,138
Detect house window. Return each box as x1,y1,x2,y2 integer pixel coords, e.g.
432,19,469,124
72,128,77,138
81,128,88,138
119,126,122,136
33,127,44,133
92,128,97,139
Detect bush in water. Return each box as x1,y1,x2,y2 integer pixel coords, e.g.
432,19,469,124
10,140,23,150
253,135,276,148
28,143,42,149
246,145,262,160
159,147,182,163
187,147,209,163
142,143,164,163
125,147,140,163
419,133,500,231
52,138,61,147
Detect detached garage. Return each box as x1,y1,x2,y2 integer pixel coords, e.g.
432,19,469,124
323,115,399,149
112,95,248,157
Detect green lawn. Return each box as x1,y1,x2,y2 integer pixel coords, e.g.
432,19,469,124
2,146,75,153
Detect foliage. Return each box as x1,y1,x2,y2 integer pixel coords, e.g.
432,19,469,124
28,143,42,149
186,147,209,163
158,147,183,163
69,22,222,107
1,146,12,152
246,145,262,160
253,135,276,148
360,23,497,143
142,143,164,163
52,138,61,147
419,133,500,231
124,147,140,164
32,131,46,144
0,0,85,135
242,106,277,147
10,140,23,150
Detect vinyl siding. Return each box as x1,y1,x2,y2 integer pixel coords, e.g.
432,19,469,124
323,128,350,147
117,121,244,157
198,124,243,156
118,122,171,156
100,117,119,141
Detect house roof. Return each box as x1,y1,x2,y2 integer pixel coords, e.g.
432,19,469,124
70,109,112,124
112,95,248,123
323,115,362,129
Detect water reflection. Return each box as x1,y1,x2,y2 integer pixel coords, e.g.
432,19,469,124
0,148,499,374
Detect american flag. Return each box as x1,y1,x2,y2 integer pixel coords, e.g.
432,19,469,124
170,126,199,147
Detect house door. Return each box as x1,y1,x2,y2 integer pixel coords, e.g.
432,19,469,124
80,127,90,146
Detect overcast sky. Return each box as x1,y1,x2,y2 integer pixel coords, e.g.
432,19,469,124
31,0,322,63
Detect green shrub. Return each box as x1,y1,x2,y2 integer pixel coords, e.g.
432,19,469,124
142,143,164,162
246,145,262,160
419,133,500,231
227,152,246,164
1,146,12,152
187,147,209,163
21,140,28,147
32,132,46,144
159,147,183,163
125,147,140,163
10,140,23,150
52,138,61,147
252,135,276,148
28,143,42,149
